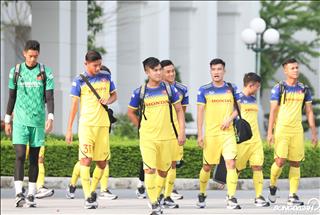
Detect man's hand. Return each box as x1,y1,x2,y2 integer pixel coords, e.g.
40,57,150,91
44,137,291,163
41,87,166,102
65,129,73,145
45,119,53,133
220,118,232,130
178,132,186,146
5,123,12,136
267,132,274,147
99,98,109,105
197,134,204,149
311,130,318,149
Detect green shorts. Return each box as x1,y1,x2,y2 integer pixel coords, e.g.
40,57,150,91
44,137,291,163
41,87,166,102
12,122,45,147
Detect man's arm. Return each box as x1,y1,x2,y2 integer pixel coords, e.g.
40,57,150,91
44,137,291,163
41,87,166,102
221,108,238,130
174,102,186,146
127,108,139,128
65,96,79,144
197,104,205,148
45,89,54,133
267,102,279,146
4,89,17,136
99,91,118,106
305,102,318,147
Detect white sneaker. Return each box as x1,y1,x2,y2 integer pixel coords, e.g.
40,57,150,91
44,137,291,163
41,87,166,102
84,192,98,209
25,194,37,208
15,193,25,207
226,196,241,209
35,186,54,199
287,194,304,206
254,195,270,207
171,189,183,200
99,189,118,200
66,184,76,199
136,185,146,199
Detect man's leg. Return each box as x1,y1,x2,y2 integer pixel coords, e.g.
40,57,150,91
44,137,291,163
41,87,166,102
252,165,269,207
136,161,146,199
13,144,27,207
66,161,80,199
26,146,40,207
164,161,176,198
90,160,106,193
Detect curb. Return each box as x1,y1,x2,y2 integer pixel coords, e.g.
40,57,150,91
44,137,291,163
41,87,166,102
1,176,319,190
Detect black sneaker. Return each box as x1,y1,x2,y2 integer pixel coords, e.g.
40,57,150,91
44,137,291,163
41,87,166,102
150,202,162,215
84,192,98,209
287,193,304,206
136,185,146,199
158,193,164,209
171,189,183,200
254,195,270,207
268,186,278,203
66,184,76,199
196,193,206,208
15,193,25,208
164,196,179,208
226,196,241,209
25,194,37,208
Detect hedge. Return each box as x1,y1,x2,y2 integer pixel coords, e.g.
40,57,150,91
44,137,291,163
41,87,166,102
1,135,319,179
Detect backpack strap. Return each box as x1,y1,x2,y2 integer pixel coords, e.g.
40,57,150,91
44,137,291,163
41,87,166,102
39,63,47,102
226,82,242,119
163,82,178,139
137,84,147,136
278,81,286,106
13,64,21,89
302,84,309,110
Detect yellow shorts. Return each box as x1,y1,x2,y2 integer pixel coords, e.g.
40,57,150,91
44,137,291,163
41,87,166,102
203,134,237,165
236,141,264,171
26,145,45,159
140,139,173,171
274,130,304,161
78,125,110,161
171,139,183,161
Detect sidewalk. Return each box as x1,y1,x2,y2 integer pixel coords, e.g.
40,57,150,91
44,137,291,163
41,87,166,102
1,176,319,190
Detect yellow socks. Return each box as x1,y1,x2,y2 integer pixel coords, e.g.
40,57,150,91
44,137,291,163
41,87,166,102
90,166,104,193
226,168,238,197
270,162,283,187
145,173,157,204
37,162,45,189
164,168,176,198
100,165,109,191
155,174,166,198
80,165,91,199
253,170,263,197
289,166,300,195
70,161,80,186
199,168,210,195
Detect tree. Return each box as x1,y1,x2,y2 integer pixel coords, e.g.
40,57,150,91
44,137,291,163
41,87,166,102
87,0,106,54
260,1,320,92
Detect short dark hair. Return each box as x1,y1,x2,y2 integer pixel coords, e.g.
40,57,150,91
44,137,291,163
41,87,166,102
210,58,225,67
243,72,261,86
143,57,160,70
160,60,174,68
100,65,111,74
24,40,40,52
282,58,298,67
85,50,102,62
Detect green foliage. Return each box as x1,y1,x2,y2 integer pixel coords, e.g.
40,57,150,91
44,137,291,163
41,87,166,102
1,137,319,178
111,114,138,139
88,0,106,54
260,1,320,91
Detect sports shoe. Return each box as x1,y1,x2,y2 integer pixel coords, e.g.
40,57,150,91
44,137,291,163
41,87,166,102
254,195,270,207
171,189,183,200
84,192,98,209
268,186,278,203
66,184,76,199
99,189,118,200
226,196,241,209
15,193,25,207
287,193,304,206
136,185,146,199
150,202,162,215
25,194,37,208
164,196,179,208
35,186,54,199
158,194,165,209
196,193,206,208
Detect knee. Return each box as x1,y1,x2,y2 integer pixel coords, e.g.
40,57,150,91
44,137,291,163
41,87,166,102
96,161,107,169
251,165,262,171
157,170,167,177
202,164,212,172
38,156,44,163
171,161,176,169
80,158,92,166
144,168,156,174
16,152,26,161
289,161,300,167
275,158,286,167
225,159,236,169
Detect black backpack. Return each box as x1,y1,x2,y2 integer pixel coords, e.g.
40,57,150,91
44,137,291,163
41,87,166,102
278,81,310,110
13,63,47,102
137,82,178,139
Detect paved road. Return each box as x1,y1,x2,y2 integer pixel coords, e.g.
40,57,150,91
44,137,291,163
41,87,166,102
1,188,320,214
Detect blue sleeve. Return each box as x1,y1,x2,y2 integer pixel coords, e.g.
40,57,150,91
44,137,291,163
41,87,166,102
270,84,280,101
171,85,180,104
197,87,206,104
129,88,140,109
232,84,240,100
181,88,189,105
110,80,116,93
305,88,312,102
70,78,81,97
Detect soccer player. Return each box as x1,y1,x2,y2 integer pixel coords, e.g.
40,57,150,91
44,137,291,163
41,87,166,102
66,65,117,201
197,58,240,209
160,59,188,208
267,58,318,206
127,57,186,215
236,73,269,207
65,51,117,209
4,40,55,207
